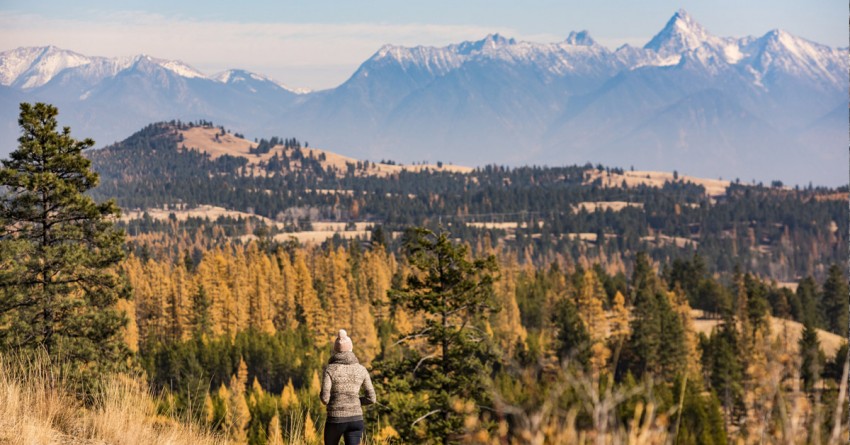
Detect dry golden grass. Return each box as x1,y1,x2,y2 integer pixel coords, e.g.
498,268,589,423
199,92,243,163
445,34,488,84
639,234,697,248
584,169,730,196
179,127,473,178
691,310,846,358
121,204,278,225
573,201,644,213
0,353,224,445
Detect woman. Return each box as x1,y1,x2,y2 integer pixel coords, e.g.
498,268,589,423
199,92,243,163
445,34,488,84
320,329,377,445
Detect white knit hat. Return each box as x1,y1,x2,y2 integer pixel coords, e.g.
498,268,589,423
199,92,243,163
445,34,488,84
334,329,353,352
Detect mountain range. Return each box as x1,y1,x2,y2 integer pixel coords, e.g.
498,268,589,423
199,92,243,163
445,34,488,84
0,10,846,186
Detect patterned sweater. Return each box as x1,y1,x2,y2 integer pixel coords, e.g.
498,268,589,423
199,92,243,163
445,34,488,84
320,351,376,422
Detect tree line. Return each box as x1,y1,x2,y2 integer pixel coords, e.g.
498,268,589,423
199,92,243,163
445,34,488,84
2,104,848,444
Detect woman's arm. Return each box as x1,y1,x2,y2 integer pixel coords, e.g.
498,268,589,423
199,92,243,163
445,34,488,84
360,368,377,406
320,369,332,405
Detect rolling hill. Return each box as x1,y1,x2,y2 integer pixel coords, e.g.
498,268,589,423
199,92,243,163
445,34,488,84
1,10,846,186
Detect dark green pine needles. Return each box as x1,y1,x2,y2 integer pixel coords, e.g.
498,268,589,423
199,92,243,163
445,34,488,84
0,103,132,389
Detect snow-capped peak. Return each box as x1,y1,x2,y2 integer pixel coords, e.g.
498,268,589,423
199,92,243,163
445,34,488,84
644,9,720,56
212,69,310,94
565,30,597,46
0,46,92,89
742,29,844,87
153,58,207,79
456,33,516,55
482,33,516,48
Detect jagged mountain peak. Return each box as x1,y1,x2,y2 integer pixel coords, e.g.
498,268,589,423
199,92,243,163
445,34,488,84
566,30,597,46
455,33,516,55
212,69,308,94
1,45,92,88
213,69,270,83
644,9,720,56
742,28,844,87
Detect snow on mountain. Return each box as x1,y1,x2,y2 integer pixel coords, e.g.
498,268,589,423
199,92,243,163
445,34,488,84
154,58,207,79
740,30,845,89
0,47,47,85
213,69,310,94
566,31,597,46
0,46,92,89
367,43,465,77
645,9,724,57
0,10,845,185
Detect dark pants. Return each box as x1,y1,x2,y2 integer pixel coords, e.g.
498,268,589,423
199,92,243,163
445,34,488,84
324,419,364,445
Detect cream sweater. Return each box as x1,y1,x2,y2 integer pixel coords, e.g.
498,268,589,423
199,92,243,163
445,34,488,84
320,351,376,422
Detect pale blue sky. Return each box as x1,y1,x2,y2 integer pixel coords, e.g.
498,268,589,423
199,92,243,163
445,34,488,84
1,0,845,90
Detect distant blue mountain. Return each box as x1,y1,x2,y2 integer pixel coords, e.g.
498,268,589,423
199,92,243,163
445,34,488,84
0,10,845,185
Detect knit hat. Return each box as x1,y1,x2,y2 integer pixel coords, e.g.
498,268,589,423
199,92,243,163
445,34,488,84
334,329,353,353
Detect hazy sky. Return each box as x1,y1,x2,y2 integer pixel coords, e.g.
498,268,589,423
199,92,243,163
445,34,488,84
1,0,844,90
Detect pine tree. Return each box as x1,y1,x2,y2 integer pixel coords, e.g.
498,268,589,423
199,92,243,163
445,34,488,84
190,284,214,338
798,319,823,393
0,103,131,382
796,276,820,327
624,253,661,378
820,264,848,335
375,228,498,444
705,318,744,424
553,291,591,368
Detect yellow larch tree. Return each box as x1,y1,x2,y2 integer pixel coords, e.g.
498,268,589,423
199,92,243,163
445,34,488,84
280,377,299,410
247,245,276,334
362,246,392,320
166,263,191,342
575,269,610,374
608,290,630,365
490,256,527,358
274,251,298,330
230,246,250,333
309,369,321,396
267,414,284,445
293,250,326,339
350,295,380,365
226,357,250,442
326,247,353,338
668,288,701,379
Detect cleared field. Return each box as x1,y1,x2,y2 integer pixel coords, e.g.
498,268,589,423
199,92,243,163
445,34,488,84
691,310,845,359
239,229,387,245
311,222,373,232
121,205,277,225
567,232,599,242
574,201,644,212
121,203,382,245
640,234,697,248
179,127,473,177
584,169,730,196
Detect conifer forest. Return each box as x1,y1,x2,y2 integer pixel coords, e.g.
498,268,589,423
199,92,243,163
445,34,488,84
0,107,847,444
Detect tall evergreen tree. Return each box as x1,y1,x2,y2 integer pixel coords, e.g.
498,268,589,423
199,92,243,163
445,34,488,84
819,264,848,335
623,252,662,378
798,319,824,394
0,103,130,380
375,228,498,444
704,317,744,424
553,290,591,368
796,276,820,327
